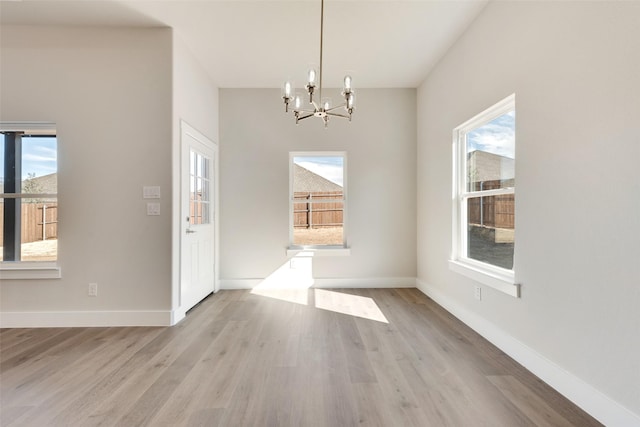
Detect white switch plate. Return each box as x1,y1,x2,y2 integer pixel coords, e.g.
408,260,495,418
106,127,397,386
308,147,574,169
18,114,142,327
143,186,161,199
146,202,161,216
88,283,98,297
474,285,482,301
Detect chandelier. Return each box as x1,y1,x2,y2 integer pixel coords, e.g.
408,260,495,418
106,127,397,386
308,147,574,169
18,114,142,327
281,0,355,127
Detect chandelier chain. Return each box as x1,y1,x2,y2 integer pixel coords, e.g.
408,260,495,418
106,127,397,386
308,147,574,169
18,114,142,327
319,0,324,103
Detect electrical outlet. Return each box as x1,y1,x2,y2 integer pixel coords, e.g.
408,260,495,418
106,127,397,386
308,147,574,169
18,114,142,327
88,283,98,297
474,285,482,301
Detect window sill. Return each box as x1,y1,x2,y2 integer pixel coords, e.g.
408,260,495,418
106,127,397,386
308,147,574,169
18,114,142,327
449,259,519,298
0,263,61,280
286,247,351,257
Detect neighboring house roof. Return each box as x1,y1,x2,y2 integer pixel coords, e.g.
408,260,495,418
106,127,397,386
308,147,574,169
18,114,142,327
0,173,57,195
293,164,343,193
25,173,57,194
468,151,514,184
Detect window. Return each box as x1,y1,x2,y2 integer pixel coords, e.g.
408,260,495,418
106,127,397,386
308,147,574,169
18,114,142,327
1,123,60,279
289,153,347,252
189,149,211,225
450,95,519,297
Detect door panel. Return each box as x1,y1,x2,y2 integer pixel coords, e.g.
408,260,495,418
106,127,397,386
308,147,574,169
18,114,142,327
180,123,217,312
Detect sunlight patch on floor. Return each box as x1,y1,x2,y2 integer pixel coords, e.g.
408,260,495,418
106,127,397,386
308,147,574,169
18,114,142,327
314,289,389,323
250,254,389,323
250,253,315,306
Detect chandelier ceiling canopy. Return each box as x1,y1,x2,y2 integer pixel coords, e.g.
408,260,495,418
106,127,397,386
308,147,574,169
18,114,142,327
281,0,355,127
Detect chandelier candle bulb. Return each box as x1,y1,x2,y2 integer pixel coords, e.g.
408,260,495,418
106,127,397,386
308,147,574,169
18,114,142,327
306,69,317,102
347,92,355,110
283,81,293,112
343,75,352,93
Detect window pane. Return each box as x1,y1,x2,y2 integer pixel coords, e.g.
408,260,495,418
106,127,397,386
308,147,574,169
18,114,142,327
1,134,58,262
199,178,210,225
201,179,210,204
201,155,208,180
196,200,202,224
21,198,58,261
0,197,58,262
22,137,57,184
293,227,344,246
466,195,514,269
188,149,212,226
293,199,343,246
201,202,209,224
293,156,344,192
292,155,345,247
0,134,4,184
466,111,515,192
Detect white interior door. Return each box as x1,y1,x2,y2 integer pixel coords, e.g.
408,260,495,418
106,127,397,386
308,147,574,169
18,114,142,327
180,122,217,312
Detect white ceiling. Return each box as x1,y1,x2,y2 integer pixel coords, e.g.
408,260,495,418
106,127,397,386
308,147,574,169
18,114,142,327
1,0,488,88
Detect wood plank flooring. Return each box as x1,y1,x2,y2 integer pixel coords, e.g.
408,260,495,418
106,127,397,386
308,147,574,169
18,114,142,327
0,288,601,426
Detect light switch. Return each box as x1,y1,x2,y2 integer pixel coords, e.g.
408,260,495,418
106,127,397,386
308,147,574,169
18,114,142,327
146,202,161,216
143,186,161,199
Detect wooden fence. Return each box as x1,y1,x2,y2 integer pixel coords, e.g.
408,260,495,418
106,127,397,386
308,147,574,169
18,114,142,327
0,203,58,243
467,179,514,229
468,194,514,229
294,191,343,228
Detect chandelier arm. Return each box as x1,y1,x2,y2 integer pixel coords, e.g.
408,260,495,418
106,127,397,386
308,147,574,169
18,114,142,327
326,111,351,119
297,113,315,121
325,104,347,112
296,107,317,114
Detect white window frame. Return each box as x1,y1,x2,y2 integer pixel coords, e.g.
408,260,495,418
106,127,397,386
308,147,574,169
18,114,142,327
0,122,61,280
287,151,350,256
449,95,519,297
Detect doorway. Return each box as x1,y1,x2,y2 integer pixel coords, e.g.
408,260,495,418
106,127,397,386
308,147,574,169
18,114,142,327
179,121,218,315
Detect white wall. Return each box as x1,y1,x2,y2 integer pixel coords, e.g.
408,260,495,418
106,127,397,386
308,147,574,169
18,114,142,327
171,34,220,320
219,89,416,287
172,35,219,141
0,26,174,326
417,1,640,422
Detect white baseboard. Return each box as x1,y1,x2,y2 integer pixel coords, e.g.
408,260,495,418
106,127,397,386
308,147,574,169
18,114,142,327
170,308,187,326
314,277,416,288
220,276,416,290
416,279,640,427
0,310,172,328
219,278,262,290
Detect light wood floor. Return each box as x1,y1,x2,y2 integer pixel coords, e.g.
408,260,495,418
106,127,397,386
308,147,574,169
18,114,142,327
1,288,601,426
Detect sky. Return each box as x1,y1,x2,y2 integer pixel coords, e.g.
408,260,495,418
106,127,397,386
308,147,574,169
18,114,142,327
467,110,515,159
0,135,58,182
294,156,344,187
